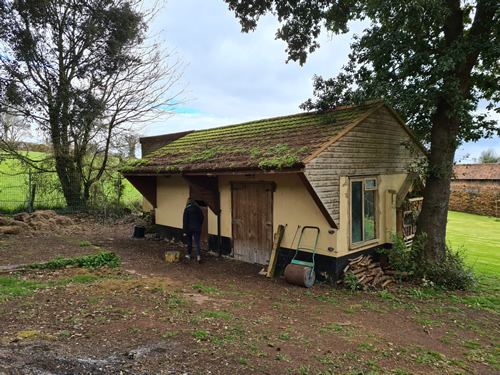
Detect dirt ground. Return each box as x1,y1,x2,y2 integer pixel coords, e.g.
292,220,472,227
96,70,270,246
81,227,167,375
0,212,498,374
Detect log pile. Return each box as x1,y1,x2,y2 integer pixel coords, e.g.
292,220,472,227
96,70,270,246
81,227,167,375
338,254,401,289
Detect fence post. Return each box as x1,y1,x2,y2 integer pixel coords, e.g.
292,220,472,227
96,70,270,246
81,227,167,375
101,180,107,219
118,174,122,210
28,170,32,214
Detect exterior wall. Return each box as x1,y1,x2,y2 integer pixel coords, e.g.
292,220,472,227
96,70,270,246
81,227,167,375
154,173,338,257
143,198,154,212
337,174,408,256
449,182,500,218
305,106,421,227
156,176,189,229
218,174,338,256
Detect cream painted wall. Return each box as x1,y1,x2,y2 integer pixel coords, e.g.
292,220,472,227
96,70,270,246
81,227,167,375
378,174,407,242
154,172,409,259
142,198,153,212
218,174,338,256
337,173,408,256
156,176,189,229
205,205,218,236
155,176,218,237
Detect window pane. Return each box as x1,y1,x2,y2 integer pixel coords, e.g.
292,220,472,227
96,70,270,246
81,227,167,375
364,190,376,241
351,181,362,243
365,179,376,189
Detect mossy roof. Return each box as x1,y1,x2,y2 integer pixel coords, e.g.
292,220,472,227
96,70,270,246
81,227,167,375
123,101,385,175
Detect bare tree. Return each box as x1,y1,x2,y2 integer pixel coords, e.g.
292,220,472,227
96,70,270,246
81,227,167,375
0,112,31,146
112,132,140,159
0,0,185,208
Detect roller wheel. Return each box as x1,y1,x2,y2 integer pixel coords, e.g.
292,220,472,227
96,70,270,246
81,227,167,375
284,264,316,288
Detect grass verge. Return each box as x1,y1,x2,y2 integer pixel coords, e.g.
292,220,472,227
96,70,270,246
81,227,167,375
447,211,499,276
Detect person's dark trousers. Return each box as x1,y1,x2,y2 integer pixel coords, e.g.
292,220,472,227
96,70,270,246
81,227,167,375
186,231,202,257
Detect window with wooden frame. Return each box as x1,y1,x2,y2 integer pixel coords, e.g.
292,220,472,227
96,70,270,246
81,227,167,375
350,177,378,245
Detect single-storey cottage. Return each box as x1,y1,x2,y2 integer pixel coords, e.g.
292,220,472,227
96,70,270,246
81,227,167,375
122,100,425,280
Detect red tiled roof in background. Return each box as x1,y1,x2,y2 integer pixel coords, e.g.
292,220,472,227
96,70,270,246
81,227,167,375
453,164,500,180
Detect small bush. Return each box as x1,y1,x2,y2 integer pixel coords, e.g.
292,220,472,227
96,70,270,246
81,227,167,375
380,233,476,290
416,246,476,290
377,234,417,278
344,273,364,292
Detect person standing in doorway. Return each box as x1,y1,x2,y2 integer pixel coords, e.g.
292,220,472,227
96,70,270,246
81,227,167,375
183,198,204,262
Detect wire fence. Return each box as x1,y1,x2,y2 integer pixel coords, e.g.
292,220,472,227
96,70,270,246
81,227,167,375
0,170,142,218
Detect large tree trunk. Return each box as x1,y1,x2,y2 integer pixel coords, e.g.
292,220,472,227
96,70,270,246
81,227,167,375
55,159,85,209
53,135,86,209
415,0,495,265
416,99,460,261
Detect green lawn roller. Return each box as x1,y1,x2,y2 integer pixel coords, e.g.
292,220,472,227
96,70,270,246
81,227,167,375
284,226,319,288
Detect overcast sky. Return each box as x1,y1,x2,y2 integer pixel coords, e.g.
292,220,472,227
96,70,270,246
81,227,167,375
144,0,499,163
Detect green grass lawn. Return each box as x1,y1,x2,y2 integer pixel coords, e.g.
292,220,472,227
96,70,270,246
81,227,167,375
447,211,500,276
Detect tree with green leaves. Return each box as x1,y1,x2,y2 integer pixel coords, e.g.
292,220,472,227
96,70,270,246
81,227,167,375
478,148,500,163
224,0,499,268
0,0,184,208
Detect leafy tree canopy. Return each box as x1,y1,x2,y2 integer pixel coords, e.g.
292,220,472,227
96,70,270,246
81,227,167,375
225,0,499,145
478,148,500,163
225,0,499,268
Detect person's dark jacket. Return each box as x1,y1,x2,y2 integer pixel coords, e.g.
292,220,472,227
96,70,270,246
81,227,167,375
183,204,204,233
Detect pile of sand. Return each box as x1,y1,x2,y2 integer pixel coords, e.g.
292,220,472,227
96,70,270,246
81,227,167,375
0,210,74,235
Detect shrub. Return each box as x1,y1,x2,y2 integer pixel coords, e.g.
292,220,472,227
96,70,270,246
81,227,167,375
378,234,417,277
415,246,476,291
380,233,476,290
344,273,365,292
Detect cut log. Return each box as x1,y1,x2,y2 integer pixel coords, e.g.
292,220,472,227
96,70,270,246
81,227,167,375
371,271,385,287
384,270,408,278
369,267,382,276
351,268,366,275
348,254,363,263
340,252,398,289
382,279,393,287
367,262,381,269
363,276,374,284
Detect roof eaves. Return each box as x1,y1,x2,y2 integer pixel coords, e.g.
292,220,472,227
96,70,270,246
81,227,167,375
123,165,305,177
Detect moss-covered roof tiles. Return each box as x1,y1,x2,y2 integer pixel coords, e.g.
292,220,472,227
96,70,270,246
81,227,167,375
123,101,384,175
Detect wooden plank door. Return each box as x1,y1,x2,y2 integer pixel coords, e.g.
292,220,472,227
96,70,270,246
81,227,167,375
231,182,273,265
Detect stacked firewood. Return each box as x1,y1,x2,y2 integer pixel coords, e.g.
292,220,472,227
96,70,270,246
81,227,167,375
338,254,401,289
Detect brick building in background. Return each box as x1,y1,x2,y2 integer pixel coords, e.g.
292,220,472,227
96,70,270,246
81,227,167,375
450,164,500,217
